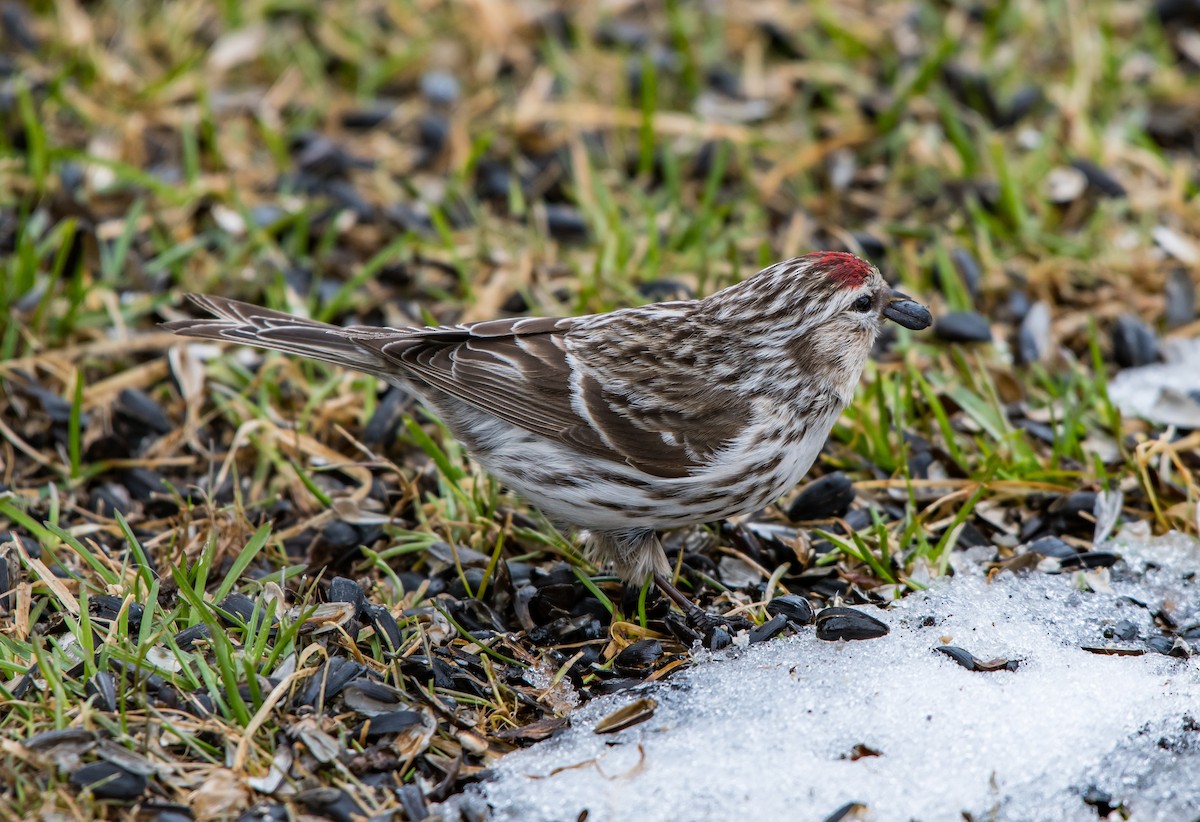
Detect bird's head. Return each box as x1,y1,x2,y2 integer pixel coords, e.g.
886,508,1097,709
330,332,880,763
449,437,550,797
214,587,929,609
704,252,932,394
801,251,931,337
711,251,930,336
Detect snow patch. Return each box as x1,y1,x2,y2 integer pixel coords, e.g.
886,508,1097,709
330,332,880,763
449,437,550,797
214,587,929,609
466,531,1200,821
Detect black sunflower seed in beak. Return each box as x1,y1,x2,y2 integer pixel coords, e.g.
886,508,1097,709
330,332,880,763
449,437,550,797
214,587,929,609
883,291,932,330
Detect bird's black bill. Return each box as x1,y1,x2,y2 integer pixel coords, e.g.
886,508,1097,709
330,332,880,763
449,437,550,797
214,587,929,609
883,292,932,330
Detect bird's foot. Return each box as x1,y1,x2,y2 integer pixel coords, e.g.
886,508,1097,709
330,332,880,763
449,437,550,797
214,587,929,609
690,610,753,649
653,572,751,647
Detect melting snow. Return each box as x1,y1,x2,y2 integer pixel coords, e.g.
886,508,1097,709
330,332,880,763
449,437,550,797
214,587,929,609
464,530,1200,821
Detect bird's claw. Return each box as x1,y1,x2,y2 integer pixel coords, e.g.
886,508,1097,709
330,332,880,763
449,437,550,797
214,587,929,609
689,610,752,649
652,571,751,647
664,607,752,648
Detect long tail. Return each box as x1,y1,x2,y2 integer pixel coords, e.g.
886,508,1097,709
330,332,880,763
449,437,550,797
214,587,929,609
161,294,400,376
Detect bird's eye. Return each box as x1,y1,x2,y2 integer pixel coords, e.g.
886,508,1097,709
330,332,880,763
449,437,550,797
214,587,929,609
852,295,873,312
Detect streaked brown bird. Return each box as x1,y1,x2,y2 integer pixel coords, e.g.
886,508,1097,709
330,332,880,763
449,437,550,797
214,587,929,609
164,252,931,633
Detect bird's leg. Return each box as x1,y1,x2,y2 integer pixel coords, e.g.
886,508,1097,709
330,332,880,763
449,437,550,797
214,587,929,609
595,529,750,640
652,571,709,625
652,571,751,640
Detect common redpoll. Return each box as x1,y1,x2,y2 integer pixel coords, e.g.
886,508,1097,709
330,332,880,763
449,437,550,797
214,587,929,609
165,252,931,628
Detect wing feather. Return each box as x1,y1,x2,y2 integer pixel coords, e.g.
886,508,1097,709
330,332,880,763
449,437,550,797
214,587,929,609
364,316,750,478
167,295,751,479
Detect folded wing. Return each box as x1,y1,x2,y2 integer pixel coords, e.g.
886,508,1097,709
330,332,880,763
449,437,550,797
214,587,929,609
167,295,750,479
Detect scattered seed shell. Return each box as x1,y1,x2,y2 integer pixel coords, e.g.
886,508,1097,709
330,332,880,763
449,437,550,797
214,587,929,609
1046,167,1088,203
495,716,569,742
1081,644,1146,657
1147,636,1192,658
343,679,409,715
295,601,358,634
935,645,1020,672
594,697,658,734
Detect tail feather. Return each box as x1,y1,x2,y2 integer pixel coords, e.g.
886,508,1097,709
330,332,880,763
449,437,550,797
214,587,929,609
161,294,396,375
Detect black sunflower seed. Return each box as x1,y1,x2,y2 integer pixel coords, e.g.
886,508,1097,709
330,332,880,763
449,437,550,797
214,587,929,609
748,613,790,643
70,761,147,800
85,672,118,712
996,85,1043,127
815,607,889,641
1111,314,1159,369
356,710,424,739
115,388,173,436
26,727,96,750
933,311,992,343
591,677,646,695
397,784,429,821
1016,301,1052,365
788,472,856,521
173,624,210,651
91,484,131,518
1071,159,1127,198
1058,551,1121,570
363,386,411,446
1105,620,1141,641
329,577,367,616
121,467,173,502
0,546,13,612
216,592,258,625
1164,267,1196,328
543,204,589,241
1027,536,1077,559
766,595,815,625
942,63,1001,123
708,625,733,651
296,658,368,708
614,639,663,675
343,679,407,715
340,105,392,130
950,248,983,303
320,521,360,551
1147,635,1191,658
298,788,365,822
1081,786,1120,815
364,604,403,652
418,113,449,159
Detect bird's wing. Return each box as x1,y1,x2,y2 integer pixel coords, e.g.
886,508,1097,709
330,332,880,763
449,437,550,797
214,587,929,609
165,295,750,478
364,315,751,479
